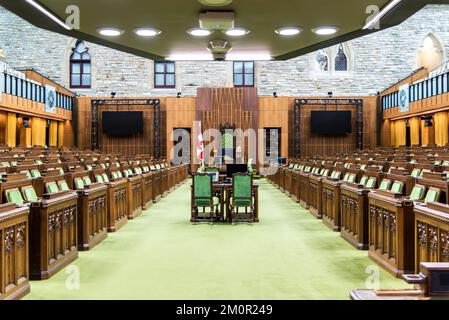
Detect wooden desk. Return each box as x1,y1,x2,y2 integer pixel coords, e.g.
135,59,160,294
191,183,259,223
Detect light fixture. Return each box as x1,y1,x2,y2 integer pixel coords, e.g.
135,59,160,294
312,26,339,35
177,92,182,98
328,92,333,97
225,28,250,37
198,0,233,6
134,28,161,37
111,92,117,98
187,28,212,37
166,53,214,61
421,115,433,127
275,27,302,36
225,52,272,61
363,0,403,30
273,92,278,98
97,28,124,37
25,0,71,30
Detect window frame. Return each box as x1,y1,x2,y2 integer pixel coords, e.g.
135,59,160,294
70,41,92,89
233,61,255,87
154,61,176,89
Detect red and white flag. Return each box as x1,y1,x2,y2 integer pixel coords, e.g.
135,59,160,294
196,122,204,164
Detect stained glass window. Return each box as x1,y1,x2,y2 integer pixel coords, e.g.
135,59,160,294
315,49,329,71
335,44,348,71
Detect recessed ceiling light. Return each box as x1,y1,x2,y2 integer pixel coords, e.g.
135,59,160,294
312,26,338,36
275,27,302,36
97,28,124,37
187,28,212,37
312,26,339,35
225,28,250,37
198,0,233,6
134,28,161,37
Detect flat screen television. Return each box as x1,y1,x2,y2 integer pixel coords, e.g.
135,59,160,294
102,111,144,136
311,111,352,135
226,164,248,178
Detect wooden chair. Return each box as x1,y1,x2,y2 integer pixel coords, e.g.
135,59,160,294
120,164,143,219
191,174,220,223
321,165,347,231
231,173,255,224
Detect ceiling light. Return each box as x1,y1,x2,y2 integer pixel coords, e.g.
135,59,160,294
134,28,161,37
187,28,212,37
225,28,250,37
363,0,403,30
225,52,271,61
97,28,124,37
312,26,339,35
198,0,233,6
166,53,214,61
25,0,71,30
275,27,302,36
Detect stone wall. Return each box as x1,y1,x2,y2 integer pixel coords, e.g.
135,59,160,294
0,4,448,97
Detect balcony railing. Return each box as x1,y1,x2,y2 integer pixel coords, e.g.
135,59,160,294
0,72,73,111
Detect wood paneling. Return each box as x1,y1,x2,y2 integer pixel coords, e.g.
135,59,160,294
77,96,167,157
5,112,16,147
298,96,377,158
0,111,6,146
258,96,293,159
165,97,196,162
0,94,72,121
31,117,46,147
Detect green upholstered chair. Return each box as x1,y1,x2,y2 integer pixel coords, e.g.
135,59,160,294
86,165,93,171
434,160,442,166
424,188,440,204
343,173,350,182
322,169,330,177
111,172,119,179
82,176,92,186
443,160,449,166
57,180,70,191
379,179,392,191
45,182,60,194
360,164,367,171
30,169,41,178
74,178,85,190
365,177,377,189
411,168,421,178
96,175,105,183
359,176,368,186
205,167,219,173
390,181,404,194
191,174,220,223
347,173,357,184
288,163,294,169
231,173,255,224
6,189,25,206
22,186,38,202
102,173,110,183
409,185,426,202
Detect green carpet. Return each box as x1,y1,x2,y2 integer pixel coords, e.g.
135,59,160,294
25,179,410,300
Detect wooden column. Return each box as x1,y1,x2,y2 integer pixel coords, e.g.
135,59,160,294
434,111,449,147
409,117,421,146
58,121,64,148
49,121,58,147
394,119,406,147
5,112,16,147
32,117,46,147
421,120,435,146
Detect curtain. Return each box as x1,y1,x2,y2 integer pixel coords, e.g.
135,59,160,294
434,111,449,147
409,117,421,146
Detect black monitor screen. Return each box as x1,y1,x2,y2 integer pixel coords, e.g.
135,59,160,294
102,111,143,136
227,164,248,178
311,111,352,135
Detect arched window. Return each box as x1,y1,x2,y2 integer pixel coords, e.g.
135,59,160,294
315,49,329,72
70,41,91,88
334,44,348,71
417,34,444,71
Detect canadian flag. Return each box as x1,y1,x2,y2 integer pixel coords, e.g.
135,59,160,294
197,122,204,164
